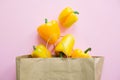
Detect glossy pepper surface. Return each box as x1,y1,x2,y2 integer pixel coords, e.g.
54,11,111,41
31,44,52,58
55,34,75,57
71,48,91,58
37,19,60,44
58,7,79,28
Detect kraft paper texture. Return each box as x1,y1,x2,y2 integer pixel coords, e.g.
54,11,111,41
16,55,104,80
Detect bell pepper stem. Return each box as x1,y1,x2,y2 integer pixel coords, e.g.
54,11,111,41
59,52,64,58
45,18,48,23
84,48,91,54
33,45,36,50
74,11,79,14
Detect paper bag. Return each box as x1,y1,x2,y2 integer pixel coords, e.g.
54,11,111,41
16,55,104,80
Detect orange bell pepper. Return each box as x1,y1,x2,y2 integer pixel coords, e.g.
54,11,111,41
71,48,91,58
37,19,60,44
58,7,79,28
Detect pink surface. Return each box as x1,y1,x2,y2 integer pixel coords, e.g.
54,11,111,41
0,0,120,80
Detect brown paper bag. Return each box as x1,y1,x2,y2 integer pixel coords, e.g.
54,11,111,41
16,55,104,80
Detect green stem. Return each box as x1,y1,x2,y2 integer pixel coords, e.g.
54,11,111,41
45,18,48,23
74,11,79,14
59,52,64,58
33,45,36,50
84,48,91,54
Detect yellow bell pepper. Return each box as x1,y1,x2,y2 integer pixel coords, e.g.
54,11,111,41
31,44,52,58
55,34,75,57
58,7,79,28
71,48,91,58
37,19,60,44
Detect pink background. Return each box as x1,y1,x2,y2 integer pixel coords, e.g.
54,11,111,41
0,0,120,80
